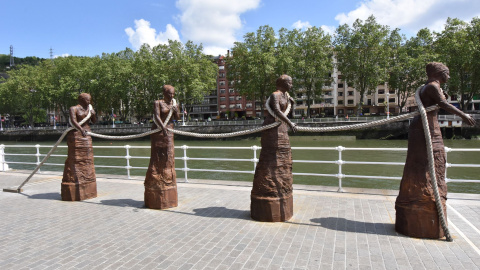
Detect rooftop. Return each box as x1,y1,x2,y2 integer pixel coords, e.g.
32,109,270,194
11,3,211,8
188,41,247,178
1,170,480,269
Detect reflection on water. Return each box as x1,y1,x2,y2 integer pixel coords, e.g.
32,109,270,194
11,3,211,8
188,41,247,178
1,136,479,193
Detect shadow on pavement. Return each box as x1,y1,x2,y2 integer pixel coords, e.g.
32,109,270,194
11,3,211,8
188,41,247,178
99,198,144,208
192,206,250,220
310,217,396,236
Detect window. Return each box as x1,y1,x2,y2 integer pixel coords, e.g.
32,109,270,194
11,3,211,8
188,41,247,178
295,109,304,115
236,96,242,101
347,109,354,114
220,105,226,109
338,92,344,96
389,98,395,103
229,104,235,109
229,89,235,93
338,100,344,105
389,89,395,94
219,81,226,86
324,91,332,96
338,83,344,88
220,97,226,102
378,89,385,94
325,98,333,104
296,101,303,106
229,97,234,102
338,109,344,114
218,73,225,78
348,91,354,96
219,65,225,70
338,75,343,80
378,98,385,103
347,100,354,105
236,104,242,109
246,103,253,108
219,89,225,94
367,99,372,105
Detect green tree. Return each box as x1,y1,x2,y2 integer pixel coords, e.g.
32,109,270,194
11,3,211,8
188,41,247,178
387,28,438,112
288,27,333,118
435,18,476,111
227,25,278,117
334,15,390,113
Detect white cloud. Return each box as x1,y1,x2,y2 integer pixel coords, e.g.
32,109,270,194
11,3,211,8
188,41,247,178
292,20,312,30
54,53,70,58
176,0,261,56
320,25,336,36
335,0,480,34
125,19,180,50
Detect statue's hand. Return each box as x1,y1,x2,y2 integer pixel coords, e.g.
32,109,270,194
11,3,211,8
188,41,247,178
290,123,298,133
463,115,476,126
81,128,87,137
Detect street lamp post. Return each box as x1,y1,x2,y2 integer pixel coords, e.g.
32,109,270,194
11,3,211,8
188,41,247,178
112,108,115,128
386,91,390,119
0,114,3,131
182,103,186,126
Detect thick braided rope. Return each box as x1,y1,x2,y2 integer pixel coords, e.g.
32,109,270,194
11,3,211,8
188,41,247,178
16,105,94,191
265,92,292,121
415,86,453,242
87,99,177,140
296,106,438,132
158,94,290,138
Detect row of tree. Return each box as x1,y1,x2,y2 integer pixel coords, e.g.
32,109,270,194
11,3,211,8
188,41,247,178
228,16,480,117
1,15,479,125
0,41,217,127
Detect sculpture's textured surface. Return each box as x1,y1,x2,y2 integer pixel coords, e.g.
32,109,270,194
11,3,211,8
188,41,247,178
395,62,476,238
144,85,180,209
62,93,97,201
251,75,297,222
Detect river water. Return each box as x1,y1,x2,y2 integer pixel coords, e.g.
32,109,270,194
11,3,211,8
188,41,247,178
2,136,479,193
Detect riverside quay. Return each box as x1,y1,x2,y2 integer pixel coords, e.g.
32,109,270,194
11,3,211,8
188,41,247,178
1,170,480,269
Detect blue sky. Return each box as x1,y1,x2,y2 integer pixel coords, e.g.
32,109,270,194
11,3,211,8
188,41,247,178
3,0,480,59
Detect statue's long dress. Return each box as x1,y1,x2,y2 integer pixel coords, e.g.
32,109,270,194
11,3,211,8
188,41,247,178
62,110,97,201
395,85,447,238
251,93,293,222
144,102,177,209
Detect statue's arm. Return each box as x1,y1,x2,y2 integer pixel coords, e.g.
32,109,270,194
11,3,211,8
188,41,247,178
271,93,297,133
70,106,86,137
154,100,168,135
428,85,476,126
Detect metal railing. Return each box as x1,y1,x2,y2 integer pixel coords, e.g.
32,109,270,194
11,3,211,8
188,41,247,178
1,144,479,192
1,113,479,131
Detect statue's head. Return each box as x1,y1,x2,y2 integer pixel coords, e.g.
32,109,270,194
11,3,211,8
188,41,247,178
276,74,292,90
426,62,449,82
78,93,91,105
163,85,175,100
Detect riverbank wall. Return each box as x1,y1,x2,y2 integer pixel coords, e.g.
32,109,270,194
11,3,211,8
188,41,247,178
1,120,479,141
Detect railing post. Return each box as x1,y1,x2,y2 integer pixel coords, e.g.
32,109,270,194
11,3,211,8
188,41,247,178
182,145,189,182
125,145,132,179
0,144,9,171
252,145,259,172
336,146,345,192
445,146,451,183
35,144,41,173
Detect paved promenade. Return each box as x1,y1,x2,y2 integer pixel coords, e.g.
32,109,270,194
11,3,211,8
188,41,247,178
1,171,480,270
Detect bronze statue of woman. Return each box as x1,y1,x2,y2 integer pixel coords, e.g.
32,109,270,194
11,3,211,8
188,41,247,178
61,93,97,201
395,62,476,238
144,85,180,209
251,74,298,222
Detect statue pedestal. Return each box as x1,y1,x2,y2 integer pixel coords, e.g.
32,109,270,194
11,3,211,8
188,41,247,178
145,186,178,209
250,194,293,222
61,182,97,201
395,203,445,239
